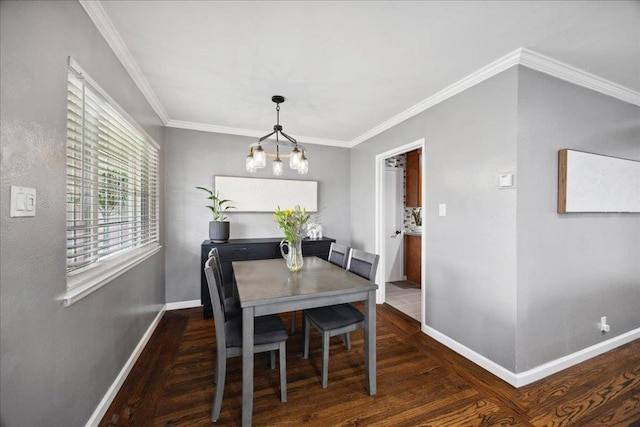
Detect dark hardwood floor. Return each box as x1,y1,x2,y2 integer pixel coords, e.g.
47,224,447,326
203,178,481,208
100,304,640,426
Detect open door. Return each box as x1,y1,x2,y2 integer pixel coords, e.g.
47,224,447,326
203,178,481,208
375,138,425,325
384,164,404,282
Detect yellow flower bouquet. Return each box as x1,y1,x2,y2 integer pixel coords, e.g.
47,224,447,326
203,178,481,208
274,205,310,272
274,205,310,242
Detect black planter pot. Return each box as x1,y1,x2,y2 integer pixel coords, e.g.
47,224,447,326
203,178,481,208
209,221,230,243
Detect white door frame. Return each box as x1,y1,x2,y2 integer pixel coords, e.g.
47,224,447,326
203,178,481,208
374,138,426,324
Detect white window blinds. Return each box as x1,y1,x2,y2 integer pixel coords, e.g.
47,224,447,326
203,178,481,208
66,60,159,283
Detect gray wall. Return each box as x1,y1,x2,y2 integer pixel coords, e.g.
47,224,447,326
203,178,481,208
351,64,639,375
164,127,351,303
350,68,519,370
515,67,640,372
1,2,165,426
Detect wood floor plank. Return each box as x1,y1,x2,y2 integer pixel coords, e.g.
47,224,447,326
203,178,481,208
413,396,527,427
529,363,640,426
100,311,188,426
100,306,640,426
573,390,640,427
518,340,640,412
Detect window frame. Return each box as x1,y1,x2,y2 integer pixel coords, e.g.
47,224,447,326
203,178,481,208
63,58,161,306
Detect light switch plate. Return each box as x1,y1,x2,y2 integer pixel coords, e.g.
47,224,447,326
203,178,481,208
499,173,515,188
10,186,36,217
439,203,446,217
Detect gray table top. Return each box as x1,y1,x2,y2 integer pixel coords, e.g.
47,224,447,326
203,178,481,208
233,256,378,308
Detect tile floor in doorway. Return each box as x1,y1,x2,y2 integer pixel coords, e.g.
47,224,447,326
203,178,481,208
385,280,421,321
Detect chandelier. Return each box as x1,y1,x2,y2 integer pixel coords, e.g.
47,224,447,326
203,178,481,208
246,95,308,176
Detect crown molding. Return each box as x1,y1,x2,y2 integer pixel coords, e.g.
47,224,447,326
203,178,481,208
167,120,265,138
79,0,170,125
166,120,349,147
348,48,640,147
348,48,523,147
518,48,640,107
80,3,639,148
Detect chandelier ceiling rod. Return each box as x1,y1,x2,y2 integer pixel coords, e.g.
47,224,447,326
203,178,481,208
258,96,297,144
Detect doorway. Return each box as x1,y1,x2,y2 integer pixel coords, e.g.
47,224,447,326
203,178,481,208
375,138,426,324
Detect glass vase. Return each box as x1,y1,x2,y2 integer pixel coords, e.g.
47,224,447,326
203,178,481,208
279,238,304,272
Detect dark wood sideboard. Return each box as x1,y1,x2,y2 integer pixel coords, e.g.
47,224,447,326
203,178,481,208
200,237,335,318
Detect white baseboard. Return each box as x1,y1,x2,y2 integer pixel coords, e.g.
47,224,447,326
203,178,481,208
422,323,640,388
166,299,201,310
422,324,517,385
513,327,640,386
85,305,166,427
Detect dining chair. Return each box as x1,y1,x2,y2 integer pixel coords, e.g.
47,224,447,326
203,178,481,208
204,257,289,422
328,242,350,269
208,248,241,319
291,242,350,333
209,247,298,333
326,242,352,345
302,248,379,388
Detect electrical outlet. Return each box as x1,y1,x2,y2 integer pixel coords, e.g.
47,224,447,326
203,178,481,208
600,316,610,333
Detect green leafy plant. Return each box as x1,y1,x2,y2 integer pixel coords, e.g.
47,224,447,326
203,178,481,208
411,208,422,226
195,187,234,221
274,205,309,242
99,170,129,218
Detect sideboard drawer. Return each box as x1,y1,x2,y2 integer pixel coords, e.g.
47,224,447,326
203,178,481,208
217,243,277,261
302,239,332,258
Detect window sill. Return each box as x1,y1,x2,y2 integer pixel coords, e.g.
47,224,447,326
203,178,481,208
62,243,162,306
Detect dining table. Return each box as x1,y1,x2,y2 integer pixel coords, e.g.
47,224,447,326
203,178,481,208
232,256,378,426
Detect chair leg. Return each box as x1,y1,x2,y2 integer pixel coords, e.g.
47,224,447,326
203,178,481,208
291,310,296,333
321,331,330,389
344,332,351,350
211,354,226,422
279,341,287,402
270,350,276,370
213,353,218,384
303,314,311,359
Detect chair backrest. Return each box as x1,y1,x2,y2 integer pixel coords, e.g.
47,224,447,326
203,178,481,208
208,247,224,278
346,248,379,282
204,257,227,350
328,242,350,269
208,247,236,316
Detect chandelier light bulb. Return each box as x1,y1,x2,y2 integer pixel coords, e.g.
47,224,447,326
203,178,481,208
254,145,266,169
298,153,309,175
289,146,302,170
272,157,283,176
246,153,256,173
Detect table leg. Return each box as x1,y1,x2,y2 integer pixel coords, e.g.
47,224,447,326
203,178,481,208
242,306,255,426
364,290,377,395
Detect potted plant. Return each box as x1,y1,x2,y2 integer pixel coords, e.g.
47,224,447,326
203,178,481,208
411,207,422,232
196,186,235,242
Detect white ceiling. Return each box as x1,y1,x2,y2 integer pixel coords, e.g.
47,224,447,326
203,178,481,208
85,1,639,146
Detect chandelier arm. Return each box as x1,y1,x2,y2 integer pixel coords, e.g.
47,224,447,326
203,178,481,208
258,131,276,142
279,131,298,144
